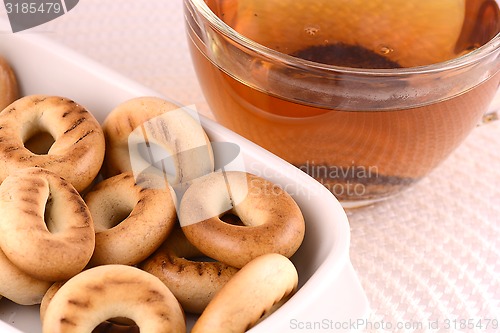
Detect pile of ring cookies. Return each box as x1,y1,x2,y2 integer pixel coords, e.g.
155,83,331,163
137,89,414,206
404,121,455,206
0,58,306,333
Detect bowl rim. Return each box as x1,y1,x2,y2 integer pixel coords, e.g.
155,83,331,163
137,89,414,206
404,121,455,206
184,0,500,76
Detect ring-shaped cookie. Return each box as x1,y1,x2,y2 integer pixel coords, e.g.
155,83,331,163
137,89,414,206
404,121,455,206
0,56,19,110
102,96,214,186
192,253,298,333
0,95,105,192
0,248,52,305
140,228,239,314
42,264,186,333
41,281,138,333
0,167,95,281
179,171,305,268
84,172,177,266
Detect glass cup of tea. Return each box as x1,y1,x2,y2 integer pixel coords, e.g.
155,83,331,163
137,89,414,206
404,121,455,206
184,0,500,207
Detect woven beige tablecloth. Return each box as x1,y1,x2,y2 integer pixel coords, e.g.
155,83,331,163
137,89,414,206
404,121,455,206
15,1,500,332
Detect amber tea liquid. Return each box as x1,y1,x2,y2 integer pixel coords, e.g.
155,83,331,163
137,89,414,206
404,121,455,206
187,0,500,202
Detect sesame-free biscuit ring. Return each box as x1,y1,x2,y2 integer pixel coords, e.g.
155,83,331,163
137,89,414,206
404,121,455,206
0,167,95,281
140,227,239,314
84,172,177,267
180,171,305,268
102,96,214,187
0,95,105,192
42,265,186,333
192,253,298,333
0,248,51,305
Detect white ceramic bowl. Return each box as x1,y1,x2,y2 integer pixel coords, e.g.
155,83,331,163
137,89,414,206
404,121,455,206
0,22,369,333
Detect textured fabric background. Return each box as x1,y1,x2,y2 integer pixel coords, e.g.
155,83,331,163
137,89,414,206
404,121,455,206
7,1,499,332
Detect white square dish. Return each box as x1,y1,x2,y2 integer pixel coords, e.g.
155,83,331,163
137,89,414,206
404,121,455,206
0,21,369,333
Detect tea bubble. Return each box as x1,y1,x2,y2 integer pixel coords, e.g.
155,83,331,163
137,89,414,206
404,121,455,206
304,24,320,36
378,45,394,55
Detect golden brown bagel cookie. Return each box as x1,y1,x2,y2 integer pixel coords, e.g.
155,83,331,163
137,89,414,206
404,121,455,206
102,96,214,187
192,253,298,333
41,281,139,333
84,172,177,267
0,167,95,281
42,265,186,333
0,95,105,192
0,248,52,305
180,171,305,268
0,56,19,110
140,227,239,314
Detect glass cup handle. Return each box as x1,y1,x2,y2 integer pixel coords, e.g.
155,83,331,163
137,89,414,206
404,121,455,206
480,85,500,125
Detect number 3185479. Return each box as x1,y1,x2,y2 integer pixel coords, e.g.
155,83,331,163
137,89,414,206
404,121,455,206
5,2,62,14
443,319,498,330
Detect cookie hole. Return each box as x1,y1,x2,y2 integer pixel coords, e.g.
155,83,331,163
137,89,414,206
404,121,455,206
24,130,55,155
220,213,244,226
93,202,134,233
188,255,216,263
108,207,133,229
93,318,139,333
44,194,59,233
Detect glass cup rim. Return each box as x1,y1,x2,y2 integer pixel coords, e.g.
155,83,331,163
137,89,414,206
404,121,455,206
186,0,500,76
